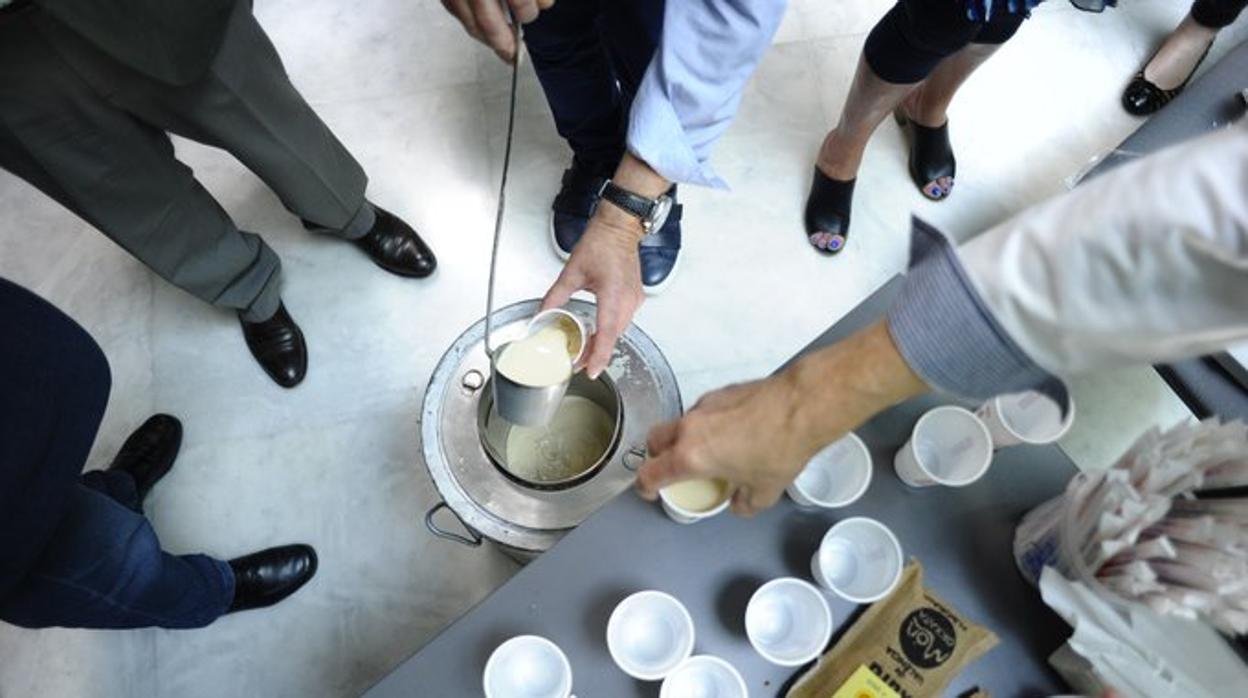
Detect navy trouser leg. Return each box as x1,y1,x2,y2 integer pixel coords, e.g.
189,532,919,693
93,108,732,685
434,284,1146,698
523,0,664,175
0,480,235,630
0,278,234,630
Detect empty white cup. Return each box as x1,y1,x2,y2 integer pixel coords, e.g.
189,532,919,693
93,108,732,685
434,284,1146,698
745,577,833,666
787,432,873,508
811,517,903,603
976,390,1075,449
659,479,732,525
893,406,992,488
483,635,573,698
607,591,696,681
660,655,748,698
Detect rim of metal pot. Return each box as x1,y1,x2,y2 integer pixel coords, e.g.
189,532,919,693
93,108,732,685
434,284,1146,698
420,299,682,554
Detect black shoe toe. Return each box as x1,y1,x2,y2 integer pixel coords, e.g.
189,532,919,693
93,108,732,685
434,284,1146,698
355,206,437,278
227,544,318,613
240,303,307,389
108,414,182,503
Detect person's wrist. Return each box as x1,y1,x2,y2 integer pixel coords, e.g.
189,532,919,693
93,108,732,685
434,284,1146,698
592,202,647,245
784,320,928,450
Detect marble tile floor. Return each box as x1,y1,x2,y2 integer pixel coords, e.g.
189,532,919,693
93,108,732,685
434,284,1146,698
1,0,1238,695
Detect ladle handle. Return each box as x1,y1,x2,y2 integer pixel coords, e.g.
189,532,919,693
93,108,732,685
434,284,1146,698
425,501,483,547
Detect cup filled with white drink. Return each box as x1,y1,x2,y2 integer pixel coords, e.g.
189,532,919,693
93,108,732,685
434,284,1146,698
659,478,732,524
491,308,589,427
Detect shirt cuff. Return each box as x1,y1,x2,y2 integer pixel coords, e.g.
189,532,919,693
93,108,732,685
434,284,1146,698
887,217,1069,411
626,78,728,190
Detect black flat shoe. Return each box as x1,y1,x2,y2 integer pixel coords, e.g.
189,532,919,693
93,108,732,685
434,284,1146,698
240,302,307,388
894,109,955,201
1122,42,1212,116
354,206,437,278
108,414,182,504
803,167,854,255
227,544,318,613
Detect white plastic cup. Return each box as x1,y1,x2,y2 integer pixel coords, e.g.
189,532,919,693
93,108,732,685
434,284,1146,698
745,577,833,666
976,390,1075,449
811,517,904,603
659,655,748,698
606,591,696,681
659,479,732,525
483,635,573,698
893,406,993,488
787,432,873,509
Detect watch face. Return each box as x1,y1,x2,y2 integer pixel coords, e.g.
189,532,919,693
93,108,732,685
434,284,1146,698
647,195,673,233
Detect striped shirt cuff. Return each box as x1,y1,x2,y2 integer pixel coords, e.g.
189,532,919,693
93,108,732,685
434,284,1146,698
887,217,1068,410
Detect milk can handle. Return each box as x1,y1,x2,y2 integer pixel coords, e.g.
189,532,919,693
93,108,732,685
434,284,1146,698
425,501,483,547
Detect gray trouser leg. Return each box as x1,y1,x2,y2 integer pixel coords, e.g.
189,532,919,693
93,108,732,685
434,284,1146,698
0,14,282,321
37,0,375,240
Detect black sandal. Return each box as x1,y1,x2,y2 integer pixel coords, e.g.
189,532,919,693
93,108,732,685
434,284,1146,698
894,109,956,201
803,168,854,255
1121,42,1212,117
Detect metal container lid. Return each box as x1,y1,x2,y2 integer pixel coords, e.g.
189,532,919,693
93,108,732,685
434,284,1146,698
422,300,682,555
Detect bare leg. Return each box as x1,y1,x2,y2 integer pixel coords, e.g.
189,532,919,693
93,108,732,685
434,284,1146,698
816,55,915,182
899,43,1000,197
1141,14,1218,90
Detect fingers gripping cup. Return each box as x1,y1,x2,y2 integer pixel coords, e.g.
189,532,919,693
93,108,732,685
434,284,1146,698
745,577,833,666
660,656,748,698
811,517,904,603
893,406,993,488
492,309,590,427
787,432,873,508
483,635,574,698
976,390,1075,449
607,591,696,681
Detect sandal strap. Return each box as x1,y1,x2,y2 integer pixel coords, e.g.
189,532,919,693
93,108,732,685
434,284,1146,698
897,110,955,188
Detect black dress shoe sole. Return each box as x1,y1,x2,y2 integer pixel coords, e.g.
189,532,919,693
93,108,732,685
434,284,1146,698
365,253,437,279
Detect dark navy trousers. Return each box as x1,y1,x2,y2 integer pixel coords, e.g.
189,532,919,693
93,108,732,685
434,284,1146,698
0,278,233,629
522,0,664,177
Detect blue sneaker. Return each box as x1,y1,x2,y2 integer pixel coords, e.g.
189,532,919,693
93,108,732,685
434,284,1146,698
549,165,607,261
640,187,681,295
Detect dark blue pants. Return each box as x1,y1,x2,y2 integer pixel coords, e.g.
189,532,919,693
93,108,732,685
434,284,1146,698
522,0,664,177
0,278,234,629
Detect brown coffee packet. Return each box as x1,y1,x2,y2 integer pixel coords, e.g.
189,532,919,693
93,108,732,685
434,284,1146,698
787,561,998,698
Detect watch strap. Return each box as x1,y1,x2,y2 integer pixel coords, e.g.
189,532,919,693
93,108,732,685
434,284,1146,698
598,181,656,221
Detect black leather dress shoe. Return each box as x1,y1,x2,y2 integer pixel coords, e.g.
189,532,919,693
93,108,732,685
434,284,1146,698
227,544,318,613
240,303,307,388
354,206,437,278
108,414,182,503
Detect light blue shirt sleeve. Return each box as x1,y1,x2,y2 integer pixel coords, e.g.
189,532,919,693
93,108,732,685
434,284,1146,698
626,0,788,189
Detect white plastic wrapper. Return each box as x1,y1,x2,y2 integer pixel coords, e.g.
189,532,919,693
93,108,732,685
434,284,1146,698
1040,568,1248,698
1015,419,1248,633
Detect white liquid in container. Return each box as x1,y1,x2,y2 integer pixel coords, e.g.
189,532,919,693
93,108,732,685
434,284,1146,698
496,325,573,387
663,478,730,512
504,395,615,482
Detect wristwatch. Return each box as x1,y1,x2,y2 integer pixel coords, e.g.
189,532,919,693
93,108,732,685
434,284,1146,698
597,180,673,234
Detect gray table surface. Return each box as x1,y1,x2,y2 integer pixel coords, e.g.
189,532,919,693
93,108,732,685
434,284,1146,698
366,277,1074,698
